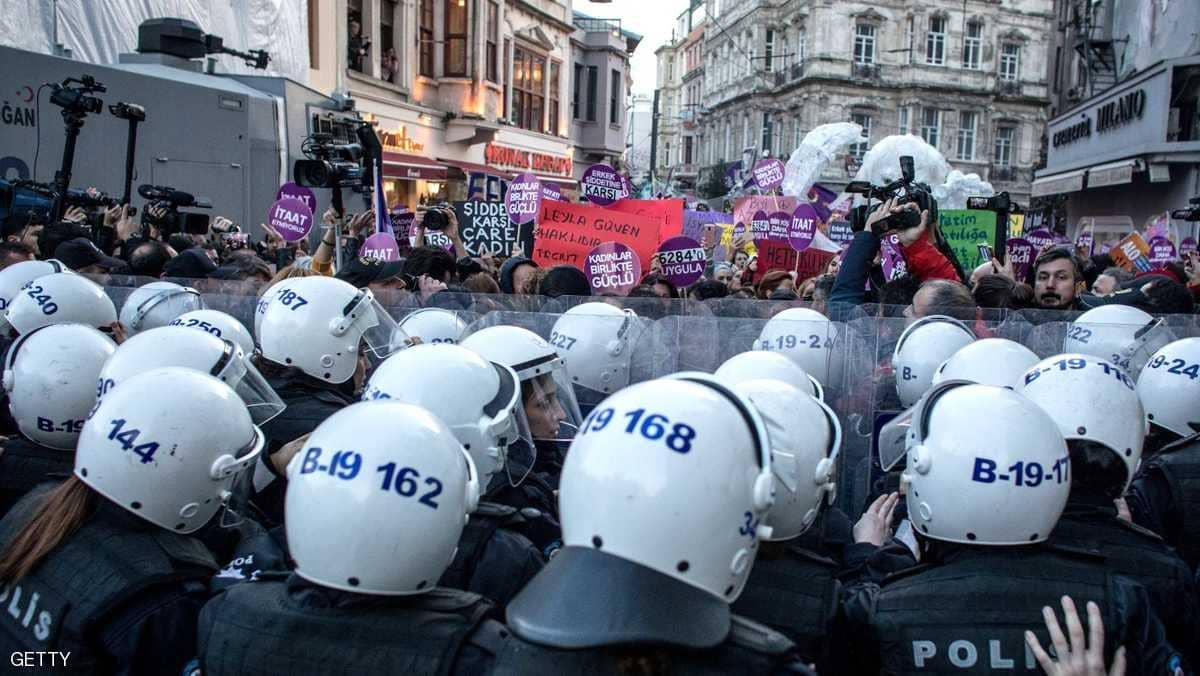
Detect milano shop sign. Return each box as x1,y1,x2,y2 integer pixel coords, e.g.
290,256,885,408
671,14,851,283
1045,66,1168,171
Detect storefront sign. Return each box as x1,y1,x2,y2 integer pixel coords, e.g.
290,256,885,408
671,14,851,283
585,242,641,295
485,143,572,176
1097,89,1146,134
361,113,427,153
1045,66,1170,171
656,236,706,287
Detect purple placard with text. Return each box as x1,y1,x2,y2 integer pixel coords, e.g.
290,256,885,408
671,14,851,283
1181,236,1198,254
683,210,733,242
789,203,819,252
360,232,401,262
581,164,628,206
881,233,908,281
506,172,542,225
585,242,642,295
1148,237,1177,268
541,181,562,202
1007,237,1035,281
752,159,785,192
267,197,313,242
390,210,415,238
725,161,755,190
276,182,316,213
656,236,707,287
750,210,770,242
1026,228,1054,251
1075,228,1094,256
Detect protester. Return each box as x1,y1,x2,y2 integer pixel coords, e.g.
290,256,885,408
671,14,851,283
973,273,1035,310
1092,266,1134,296
755,269,794,299
1032,248,1085,310
0,241,36,270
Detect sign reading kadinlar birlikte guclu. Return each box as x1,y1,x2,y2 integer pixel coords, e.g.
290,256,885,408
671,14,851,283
581,164,630,206
506,172,542,225
752,159,785,192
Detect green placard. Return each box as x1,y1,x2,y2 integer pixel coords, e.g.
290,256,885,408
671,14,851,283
939,209,1000,271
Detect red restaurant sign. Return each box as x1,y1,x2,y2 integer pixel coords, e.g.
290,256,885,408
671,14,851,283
485,143,572,176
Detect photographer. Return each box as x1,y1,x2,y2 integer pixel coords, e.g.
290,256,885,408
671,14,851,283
310,208,375,275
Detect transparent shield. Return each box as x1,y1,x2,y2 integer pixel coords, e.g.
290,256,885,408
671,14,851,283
352,292,402,361
503,402,538,488
217,353,287,426
521,366,584,444
216,426,267,529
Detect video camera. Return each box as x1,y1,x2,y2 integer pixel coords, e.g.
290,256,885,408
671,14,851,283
0,179,117,227
966,192,1012,212
845,155,935,234
138,184,212,235
1171,196,1200,222
293,134,365,189
49,75,106,117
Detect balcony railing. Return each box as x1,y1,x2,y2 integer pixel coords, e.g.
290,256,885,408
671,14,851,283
997,79,1022,97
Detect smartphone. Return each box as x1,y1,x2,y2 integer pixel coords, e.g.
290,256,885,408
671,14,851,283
977,241,993,263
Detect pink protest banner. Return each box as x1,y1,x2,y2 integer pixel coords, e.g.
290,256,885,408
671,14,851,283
533,200,662,271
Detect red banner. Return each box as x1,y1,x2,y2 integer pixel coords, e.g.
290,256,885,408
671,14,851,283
532,200,663,271
610,198,685,240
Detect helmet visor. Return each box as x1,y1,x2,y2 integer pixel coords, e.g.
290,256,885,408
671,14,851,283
216,426,267,529
520,364,584,445
483,361,538,487
346,290,402,361
214,345,287,426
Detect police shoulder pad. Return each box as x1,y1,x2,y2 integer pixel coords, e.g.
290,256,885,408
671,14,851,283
475,501,519,519
727,613,797,656
785,544,839,569
1114,517,1166,542
1044,541,1107,563
880,563,935,586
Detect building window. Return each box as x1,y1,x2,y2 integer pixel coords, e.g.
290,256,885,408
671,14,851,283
723,121,731,161
549,61,561,134
445,0,468,77
380,0,399,83
418,0,434,77
926,16,946,66
1000,44,1021,81
956,111,977,161
854,24,876,65
348,1,366,72
994,125,1015,167
586,66,597,122
920,108,941,148
486,1,499,82
610,68,621,125
502,38,511,118
663,142,671,168
764,29,775,73
742,115,751,151
684,136,694,165
850,113,872,160
898,106,909,134
797,29,807,64
963,21,982,70
761,112,772,154
308,0,319,68
513,46,546,132
793,119,802,151
572,63,583,119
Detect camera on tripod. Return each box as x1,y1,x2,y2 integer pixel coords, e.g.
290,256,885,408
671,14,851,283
845,155,936,234
293,134,365,188
1171,197,1200,222
138,184,212,235
49,75,106,116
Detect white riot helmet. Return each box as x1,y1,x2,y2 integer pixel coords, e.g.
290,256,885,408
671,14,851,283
1064,305,1174,380
118,281,205,335
715,350,823,400
75,367,265,533
460,325,583,440
549,302,647,398
389,308,468,352
258,276,400,384
1138,338,1200,438
285,401,479,595
3,324,116,450
509,375,773,648
4,272,117,336
169,309,255,355
363,344,533,486
254,279,291,345
900,381,1069,545
753,308,838,386
892,315,976,407
1021,354,1147,490
0,259,67,330
98,326,285,425
730,379,840,541
931,338,1040,390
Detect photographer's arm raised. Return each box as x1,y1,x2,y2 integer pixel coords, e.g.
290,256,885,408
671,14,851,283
897,204,957,282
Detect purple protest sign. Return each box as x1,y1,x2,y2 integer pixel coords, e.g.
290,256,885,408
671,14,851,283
656,236,707,287
1026,228,1054,251
541,181,562,202
725,161,755,191
880,232,908,281
1149,237,1177,268
1099,239,1118,255
1181,237,1198,254
276,182,316,213
1075,228,1094,256
585,242,641,295
1006,237,1035,281
359,232,401,262
505,172,541,225
389,210,415,238
750,210,770,241
788,204,819,252
581,164,628,206
752,159,785,192
267,197,313,242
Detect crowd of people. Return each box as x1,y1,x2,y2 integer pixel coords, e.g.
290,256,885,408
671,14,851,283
0,185,1197,676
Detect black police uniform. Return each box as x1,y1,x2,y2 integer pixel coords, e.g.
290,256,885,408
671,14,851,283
842,544,1185,675
0,436,73,520
1128,433,1200,571
198,574,501,675
484,470,562,559
210,502,544,611
1052,493,1200,665
730,540,842,672
0,488,217,676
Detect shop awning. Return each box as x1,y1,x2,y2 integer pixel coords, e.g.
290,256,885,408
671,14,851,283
381,152,447,180
439,158,512,178
532,174,578,186
1086,159,1140,189
1030,168,1087,197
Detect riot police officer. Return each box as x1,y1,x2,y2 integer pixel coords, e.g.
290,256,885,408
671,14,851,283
0,368,264,674
483,375,815,675
4,271,117,337
0,324,115,518
842,381,1183,674
1128,338,1200,571
197,401,504,675
118,280,205,336
1023,353,1198,664
548,302,649,413
252,275,399,523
